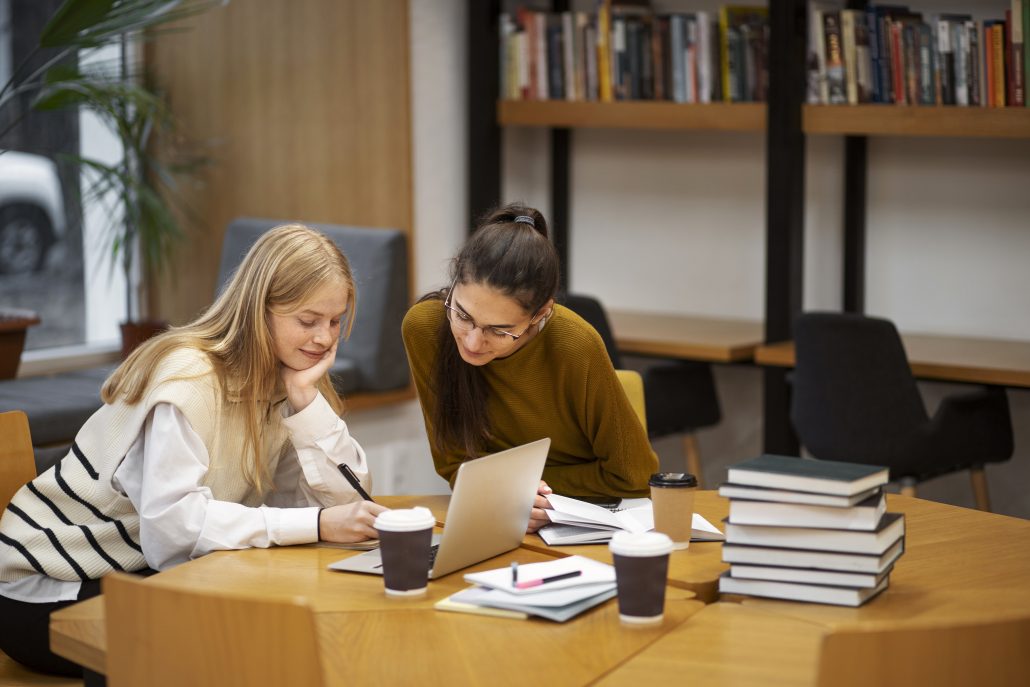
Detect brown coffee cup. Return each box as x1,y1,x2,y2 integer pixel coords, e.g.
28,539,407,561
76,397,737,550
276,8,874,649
374,507,435,597
609,531,673,625
649,472,698,550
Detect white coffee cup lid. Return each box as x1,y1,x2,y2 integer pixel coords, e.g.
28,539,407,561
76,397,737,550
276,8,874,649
609,530,673,557
374,507,435,532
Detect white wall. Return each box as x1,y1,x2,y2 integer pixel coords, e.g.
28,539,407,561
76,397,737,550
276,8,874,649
358,0,1029,519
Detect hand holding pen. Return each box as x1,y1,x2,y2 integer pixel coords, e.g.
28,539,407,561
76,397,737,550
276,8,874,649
317,464,385,543
338,463,375,502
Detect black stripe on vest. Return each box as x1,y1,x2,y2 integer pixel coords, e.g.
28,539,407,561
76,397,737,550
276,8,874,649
0,531,48,576
27,482,125,572
53,461,143,554
71,443,100,480
7,504,89,582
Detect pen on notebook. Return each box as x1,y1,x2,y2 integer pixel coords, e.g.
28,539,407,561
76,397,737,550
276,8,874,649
338,463,375,502
514,570,582,590
511,562,518,586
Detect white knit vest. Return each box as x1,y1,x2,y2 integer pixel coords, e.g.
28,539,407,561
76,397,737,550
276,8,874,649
0,348,290,583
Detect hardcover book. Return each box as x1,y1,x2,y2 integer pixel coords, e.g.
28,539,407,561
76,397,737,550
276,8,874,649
721,538,905,575
728,563,891,589
724,512,905,555
718,571,890,607
725,455,889,496
718,482,883,507
727,492,887,530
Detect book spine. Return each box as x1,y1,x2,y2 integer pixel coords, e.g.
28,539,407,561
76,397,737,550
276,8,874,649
686,15,699,103
641,18,654,100
697,11,713,103
584,19,598,101
597,0,614,102
547,19,564,100
953,21,968,106
994,22,1007,107
842,10,859,105
652,15,665,101
824,10,846,104
1011,3,1025,106
562,12,576,101
918,22,935,104
967,20,981,106
1025,0,1030,105
890,21,906,104
720,7,732,102
937,18,955,105
670,14,686,102
866,10,881,102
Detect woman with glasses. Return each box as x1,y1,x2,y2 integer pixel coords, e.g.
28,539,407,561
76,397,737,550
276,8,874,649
402,203,658,533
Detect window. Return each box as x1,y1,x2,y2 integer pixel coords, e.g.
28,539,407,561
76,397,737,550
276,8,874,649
0,0,124,353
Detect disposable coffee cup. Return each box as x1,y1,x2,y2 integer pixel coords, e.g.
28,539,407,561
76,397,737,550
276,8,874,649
649,472,698,551
374,507,435,597
609,530,673,625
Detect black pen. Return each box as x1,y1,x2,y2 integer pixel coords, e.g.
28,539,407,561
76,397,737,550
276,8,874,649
338,463,375,502
514,570,582,589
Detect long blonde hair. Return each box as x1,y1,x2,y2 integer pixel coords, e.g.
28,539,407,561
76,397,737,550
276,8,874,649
103,224,356,490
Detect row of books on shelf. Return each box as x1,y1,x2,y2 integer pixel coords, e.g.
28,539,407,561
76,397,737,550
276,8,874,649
809,2,1029,107
500,3,769,104
718,454,905,607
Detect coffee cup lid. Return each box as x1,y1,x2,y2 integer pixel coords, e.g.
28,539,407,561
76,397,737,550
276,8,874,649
374,507,435,532
648,472,698,488
609,531,673,557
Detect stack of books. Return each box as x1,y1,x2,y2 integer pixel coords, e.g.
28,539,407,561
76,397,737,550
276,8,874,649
717,454,905,607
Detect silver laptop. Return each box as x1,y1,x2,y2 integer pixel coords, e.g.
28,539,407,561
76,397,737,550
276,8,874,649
328,437,550,579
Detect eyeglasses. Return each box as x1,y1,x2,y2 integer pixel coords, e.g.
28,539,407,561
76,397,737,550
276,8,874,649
443,297,534,344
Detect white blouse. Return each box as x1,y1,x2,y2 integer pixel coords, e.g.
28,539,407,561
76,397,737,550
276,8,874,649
0,392,369,603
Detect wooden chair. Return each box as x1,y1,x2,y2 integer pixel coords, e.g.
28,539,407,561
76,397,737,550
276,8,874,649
562,294,721,487
0,411,82,685
816,614,1030,687
615,369,647,432
103,572,324,687
0,410,36,514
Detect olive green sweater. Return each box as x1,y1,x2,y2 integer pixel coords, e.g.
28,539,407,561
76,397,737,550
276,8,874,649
402,300,657,498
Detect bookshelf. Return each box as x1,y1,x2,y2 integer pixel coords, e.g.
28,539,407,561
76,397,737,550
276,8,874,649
468,0,1030,454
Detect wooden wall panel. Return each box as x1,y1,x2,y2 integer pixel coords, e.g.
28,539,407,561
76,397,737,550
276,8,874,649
147,0,411,324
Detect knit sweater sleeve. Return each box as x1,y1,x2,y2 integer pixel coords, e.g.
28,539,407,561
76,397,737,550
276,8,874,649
538,319,658,498
402,300,466,487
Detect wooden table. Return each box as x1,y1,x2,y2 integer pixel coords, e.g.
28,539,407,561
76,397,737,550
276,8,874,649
50,494,1030,685
607,310,764,363
755,334,1030,388
523,490,730,603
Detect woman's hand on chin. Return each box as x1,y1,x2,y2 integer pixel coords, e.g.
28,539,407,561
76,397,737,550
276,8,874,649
281,339,338,411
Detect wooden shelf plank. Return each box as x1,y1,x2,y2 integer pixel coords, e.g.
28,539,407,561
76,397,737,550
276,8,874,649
498,100,766,131
804,104,1030,138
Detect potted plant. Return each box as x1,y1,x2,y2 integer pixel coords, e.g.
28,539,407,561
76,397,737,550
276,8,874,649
1,0,217,357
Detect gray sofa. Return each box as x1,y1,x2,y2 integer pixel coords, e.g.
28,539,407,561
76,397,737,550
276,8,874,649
0,218,410,470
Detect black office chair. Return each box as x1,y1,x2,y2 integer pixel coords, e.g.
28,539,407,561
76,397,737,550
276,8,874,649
560,294,721,486
791,312,1013,511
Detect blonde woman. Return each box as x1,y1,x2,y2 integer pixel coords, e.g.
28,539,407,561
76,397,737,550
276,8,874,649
0,224,386,677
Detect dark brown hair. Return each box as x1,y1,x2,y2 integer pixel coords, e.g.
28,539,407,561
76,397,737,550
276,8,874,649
420,203,560,459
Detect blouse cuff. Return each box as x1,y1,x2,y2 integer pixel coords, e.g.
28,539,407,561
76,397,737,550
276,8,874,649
267,505,321,545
